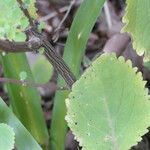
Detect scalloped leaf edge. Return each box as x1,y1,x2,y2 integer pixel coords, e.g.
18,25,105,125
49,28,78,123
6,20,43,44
122,0,146,56
66,53,150,149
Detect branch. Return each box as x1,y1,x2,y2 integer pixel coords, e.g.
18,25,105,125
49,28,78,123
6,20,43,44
0,77,67,90
31,29,76,89
0,27,76,89
53,0,75,42
0,38,42,53
16,0,34,26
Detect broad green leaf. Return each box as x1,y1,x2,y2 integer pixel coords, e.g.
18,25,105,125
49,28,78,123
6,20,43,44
66,53,150,150
0,0,37,41
0,98,42,150
49,0,105,149
1,53,49,145
122,0,150,57
0,123,15,150
32,55,53,84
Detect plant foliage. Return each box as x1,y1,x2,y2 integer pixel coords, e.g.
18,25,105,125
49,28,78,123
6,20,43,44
0,0,37,41
49,0,105,149
0,98,42,150
66,54,150,150
1,53,49,145
32,55,53,84
122,0,150,58
0,123,15,150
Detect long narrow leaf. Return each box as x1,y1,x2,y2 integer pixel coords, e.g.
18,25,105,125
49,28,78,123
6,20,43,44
1,53,49,146
49,0,105,149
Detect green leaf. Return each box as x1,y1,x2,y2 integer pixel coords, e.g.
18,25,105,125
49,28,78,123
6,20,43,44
66,53,150,150
0,123,15,150
0,98,42,150
0,0,37,41
49,0,105,149
32,55,53,84
122,0,150,57
1,53,49,146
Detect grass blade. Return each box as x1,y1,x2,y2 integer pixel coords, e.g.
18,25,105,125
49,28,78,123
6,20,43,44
49,0,105,149
1,53,49,146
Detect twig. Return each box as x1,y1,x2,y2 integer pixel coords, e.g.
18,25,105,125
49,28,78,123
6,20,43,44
104,1,112,30
31,29,76,89
38,6,69,23
0,77,67,90
0,38,41,53
56,0,75,31
16,0,34,26
53,0,75,42
0,28,76,89
0,0,77,89
38,0,81,23
0,25,76,88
